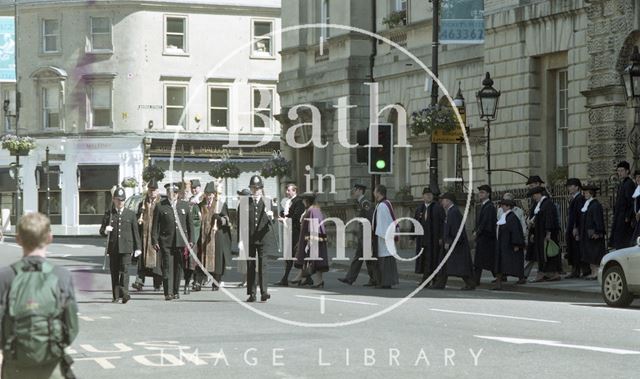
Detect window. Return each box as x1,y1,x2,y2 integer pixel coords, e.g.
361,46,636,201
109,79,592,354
88,83,112,128
36,166,61,225
252,87,274,129
556,70,568,167
395,0,408,11
90,17,112,51
3,88,16,132
42,86,60,129
0,168,17,225
252,20,274,57
320,0,330,40
209,87,229,128
165,16,187,53
165,85,187,128
42,19,60,53
78,165,118,225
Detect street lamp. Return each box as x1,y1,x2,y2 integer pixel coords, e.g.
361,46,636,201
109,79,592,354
476,72,501,188
453,83,466,192
623,46,640,168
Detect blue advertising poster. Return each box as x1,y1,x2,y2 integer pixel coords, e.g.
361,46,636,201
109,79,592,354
440,0,484,44
0,17,15,82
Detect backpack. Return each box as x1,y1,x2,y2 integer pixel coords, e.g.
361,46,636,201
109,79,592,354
2,260,66,368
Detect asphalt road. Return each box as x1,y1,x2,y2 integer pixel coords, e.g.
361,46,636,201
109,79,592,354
0,237,639,379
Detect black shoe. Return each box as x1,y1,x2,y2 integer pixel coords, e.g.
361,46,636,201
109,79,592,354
165,295,173,301
174,293,180,299
273,280,289,287
132,283,143,291
363,282,377,287
111,298,119,303
192,283,201,292
261,293,271,302
246,295,257,302
338,278,353,285
212,286,219,291
516,278,527,285
122,294,131,304
311,282,325,289
300,277,314,287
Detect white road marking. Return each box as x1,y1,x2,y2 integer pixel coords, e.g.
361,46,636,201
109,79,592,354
475,336,640,355
48,253,72,258
633,329,640,332
79,316,95,322
320,295,326,314
296,295,378,306
62,244,84,249
430,308,560,324
100,316,112,320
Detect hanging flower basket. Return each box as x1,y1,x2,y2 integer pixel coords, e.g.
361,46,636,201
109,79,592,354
121,177,138,188
142,164,165,182
1,134,36,156
209,159,241,179
382,10,407,29
261,151,291,178
410,106,459,136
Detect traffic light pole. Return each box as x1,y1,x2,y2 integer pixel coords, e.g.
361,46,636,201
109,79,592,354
429,0,440,195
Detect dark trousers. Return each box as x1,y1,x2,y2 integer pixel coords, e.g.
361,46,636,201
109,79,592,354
280,259,294,282
161,247,184,296
109,253,131,300
344,246,378,284
247,243,268,296
433,274,475,289
134,261,162,289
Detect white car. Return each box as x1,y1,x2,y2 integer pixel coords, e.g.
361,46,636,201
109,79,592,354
598,239,640,307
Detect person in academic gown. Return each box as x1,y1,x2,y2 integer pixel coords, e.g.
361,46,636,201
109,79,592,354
609,161,635,250
579,185,607,279
413,186,445,286
528,186,562,282
133,179,163,291
291,192,329,287
565,178,588,278
523,175,548,282
182,179,203,294
432,192,475,290
473,184,497,285
630,171,640,244
371,185,399,289
493,199,525,290
274,183,306,286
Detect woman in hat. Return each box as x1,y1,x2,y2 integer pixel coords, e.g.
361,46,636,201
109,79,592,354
494,199,526,290
291,192,329,287
579,185,607,280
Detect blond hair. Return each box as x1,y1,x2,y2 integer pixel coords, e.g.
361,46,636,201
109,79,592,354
17,212,51,251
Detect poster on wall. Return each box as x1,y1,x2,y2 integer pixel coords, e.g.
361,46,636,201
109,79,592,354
440,0,484,44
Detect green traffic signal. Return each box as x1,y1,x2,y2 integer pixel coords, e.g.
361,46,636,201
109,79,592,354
376,160,386,169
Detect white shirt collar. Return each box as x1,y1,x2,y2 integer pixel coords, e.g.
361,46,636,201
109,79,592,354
533,196,547,215
497,209,512,225
581,198,594,213
633,185,640,199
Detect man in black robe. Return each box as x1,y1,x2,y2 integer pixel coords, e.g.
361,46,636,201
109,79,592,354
609,161,635,250
579,185,607,278
413,186,445,286
432,193,475,290
494,199,525,290
565,178,588,278
523,175,547,282
473,184,497,285
274,183,306,286
528,186,561,282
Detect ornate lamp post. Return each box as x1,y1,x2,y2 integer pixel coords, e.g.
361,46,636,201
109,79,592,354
453,83,466,192
476,72,501,188
622,46,640,169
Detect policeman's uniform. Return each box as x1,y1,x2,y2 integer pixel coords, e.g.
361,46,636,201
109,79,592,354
99,187,141,303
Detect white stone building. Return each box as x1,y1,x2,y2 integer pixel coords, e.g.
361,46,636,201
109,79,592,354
0,0,281,234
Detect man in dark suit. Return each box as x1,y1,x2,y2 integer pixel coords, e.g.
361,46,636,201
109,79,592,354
274,183,306,286
100,187,141,304
565,178,587,278
151,183,193,300
238,175,272,302
338,184,377,286
473,185,497,285
610,161,635,250
413,186,445,286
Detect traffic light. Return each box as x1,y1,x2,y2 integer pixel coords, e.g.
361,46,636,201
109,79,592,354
368,123,393,174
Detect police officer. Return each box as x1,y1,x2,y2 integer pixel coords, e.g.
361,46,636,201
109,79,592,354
338,184,378,286
238,175,273,302
151,183,193,301
100,187,141,304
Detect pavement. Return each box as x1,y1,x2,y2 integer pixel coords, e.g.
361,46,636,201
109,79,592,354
1,236,635,379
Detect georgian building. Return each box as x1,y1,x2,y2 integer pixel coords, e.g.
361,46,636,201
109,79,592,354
0,0,281,234
279,0,640,204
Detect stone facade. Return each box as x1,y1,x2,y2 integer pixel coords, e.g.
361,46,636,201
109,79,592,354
279,0,637,202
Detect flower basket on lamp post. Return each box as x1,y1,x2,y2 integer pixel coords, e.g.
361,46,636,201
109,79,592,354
209,159,241,179
409,105,458,136
1,135,36,156
142,164,165,183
